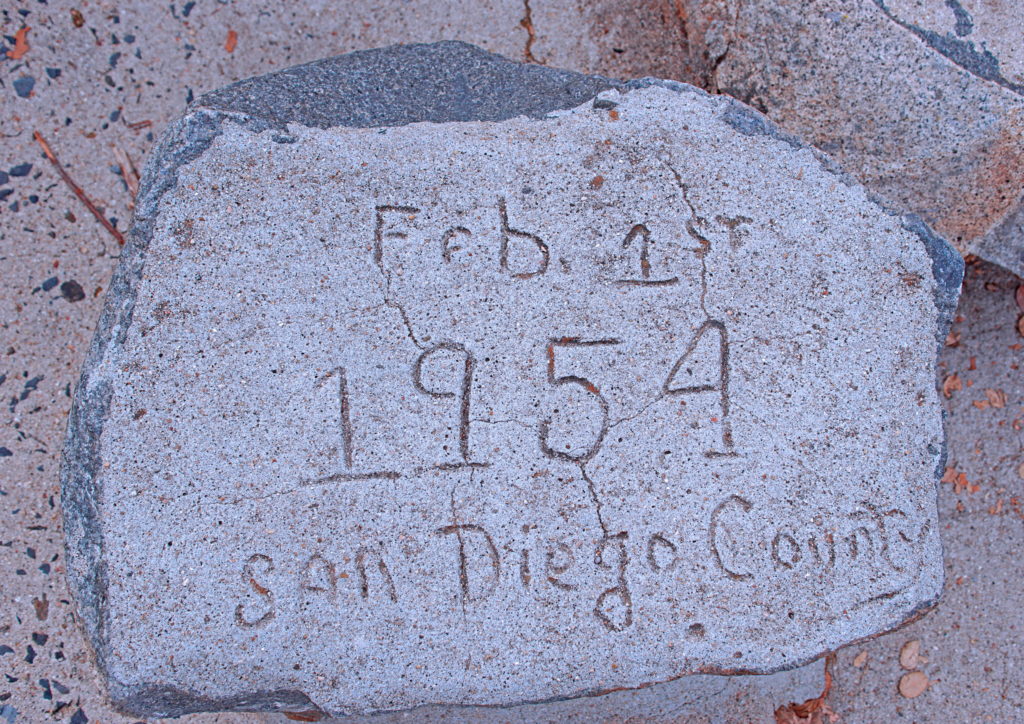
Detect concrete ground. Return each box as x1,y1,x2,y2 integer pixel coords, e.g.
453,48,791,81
0,1,1021,721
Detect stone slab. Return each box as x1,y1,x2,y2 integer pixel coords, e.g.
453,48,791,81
60,42,961,718
680,0,1024,277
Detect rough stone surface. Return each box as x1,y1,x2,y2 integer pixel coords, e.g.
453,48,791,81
3,2,1015,722
0,3,819,721
680,0,1024,277
60,43,959,718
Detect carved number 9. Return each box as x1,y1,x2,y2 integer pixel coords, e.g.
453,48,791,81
539,338,621,463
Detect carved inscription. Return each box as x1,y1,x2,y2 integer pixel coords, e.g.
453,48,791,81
540,338,621,463
310,315,740,479
308,367,400,483
235,554,275,628
664,320,735,456
546,542,577,591
226,182,928,640
594,532,632,632
304,346,488,484
356,546,398,602
413,343,477,464
325,197,746,484
234,498,927,631
709,496,930,583
647,533,680,573
616,223,679,286
438,524,502,603
300,553,337,595
373,204,419,268
498,196,549,279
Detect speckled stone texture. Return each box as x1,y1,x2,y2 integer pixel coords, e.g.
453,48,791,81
60,43,960,718
680,0,1024,278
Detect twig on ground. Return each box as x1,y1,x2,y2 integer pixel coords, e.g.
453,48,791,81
774,653,839,723
112,144,140,204
33,130,126,250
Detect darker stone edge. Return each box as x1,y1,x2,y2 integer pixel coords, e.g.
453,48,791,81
974,196,1024,279
192,40,622,129
707,89,965,346
59,108,241,711
59,40,959,719
364,594,941,720
108,682,319,719
899,214,965,347
114,595,940,720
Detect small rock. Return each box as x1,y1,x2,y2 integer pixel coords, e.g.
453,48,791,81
852,650,868,668
899,639,921,670
60,280,85,303
13,75,35,98
61,41,958,719
898,670,930,699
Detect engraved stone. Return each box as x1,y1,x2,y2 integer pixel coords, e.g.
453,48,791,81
61,42,963,718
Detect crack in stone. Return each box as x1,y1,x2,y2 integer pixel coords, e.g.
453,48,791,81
520,0,539,64
389,297,425,350
707,41,732,95
579,462,608,536
665,161,712,316
666,162,699,219
872,0,1024,97
470,416,534,433
609,393,664,430
372,239,425,350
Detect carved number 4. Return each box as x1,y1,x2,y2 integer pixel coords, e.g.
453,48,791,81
663,320,736,457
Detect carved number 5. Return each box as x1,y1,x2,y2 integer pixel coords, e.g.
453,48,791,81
539,338,621,463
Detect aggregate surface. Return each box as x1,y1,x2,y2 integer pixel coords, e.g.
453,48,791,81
0,2,1021,722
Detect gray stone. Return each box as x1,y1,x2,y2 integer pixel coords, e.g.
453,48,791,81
679,0,1024,277
61,42,960,719
346,660,828,723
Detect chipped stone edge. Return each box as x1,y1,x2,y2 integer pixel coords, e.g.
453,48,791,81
975,199,1024,280
356,595,939,722
630,77,965,345
59,41,961,719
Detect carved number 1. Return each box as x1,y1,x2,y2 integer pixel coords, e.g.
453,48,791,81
317,345,481,483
